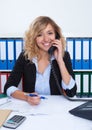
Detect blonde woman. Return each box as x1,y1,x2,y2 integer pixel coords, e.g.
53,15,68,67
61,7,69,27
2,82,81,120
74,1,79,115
4,16,77,105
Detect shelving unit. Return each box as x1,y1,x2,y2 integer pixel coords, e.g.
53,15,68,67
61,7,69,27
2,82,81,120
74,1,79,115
0,37,92,96
0,38,24,93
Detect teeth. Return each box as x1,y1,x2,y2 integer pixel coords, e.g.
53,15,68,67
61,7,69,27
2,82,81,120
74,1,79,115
44,43,50,46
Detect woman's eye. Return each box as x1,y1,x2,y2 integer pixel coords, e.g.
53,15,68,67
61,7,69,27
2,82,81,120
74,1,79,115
37,34,42,37
48,32,54,35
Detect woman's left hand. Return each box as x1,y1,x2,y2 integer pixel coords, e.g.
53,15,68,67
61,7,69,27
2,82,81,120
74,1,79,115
52,39,63,62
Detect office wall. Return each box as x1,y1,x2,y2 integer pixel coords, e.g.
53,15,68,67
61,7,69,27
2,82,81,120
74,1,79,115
0,0,92,37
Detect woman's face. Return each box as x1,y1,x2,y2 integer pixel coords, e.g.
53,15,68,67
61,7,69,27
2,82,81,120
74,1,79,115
36,24,56,52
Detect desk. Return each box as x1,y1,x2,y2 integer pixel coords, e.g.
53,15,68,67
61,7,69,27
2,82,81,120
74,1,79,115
0,96,92,130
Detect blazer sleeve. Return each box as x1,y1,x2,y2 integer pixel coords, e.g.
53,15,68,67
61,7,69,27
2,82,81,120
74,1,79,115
63,51,77,97
4,52,25,94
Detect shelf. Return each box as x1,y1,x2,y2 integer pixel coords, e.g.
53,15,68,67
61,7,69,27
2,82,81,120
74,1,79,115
0,70,11,72
73,69,92,72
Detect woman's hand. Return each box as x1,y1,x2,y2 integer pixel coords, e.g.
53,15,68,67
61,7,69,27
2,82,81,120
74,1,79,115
11,91,41,105
52,39,63,63
26,93,41,105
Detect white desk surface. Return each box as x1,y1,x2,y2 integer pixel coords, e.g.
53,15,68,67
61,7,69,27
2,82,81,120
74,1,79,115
0,95,92,130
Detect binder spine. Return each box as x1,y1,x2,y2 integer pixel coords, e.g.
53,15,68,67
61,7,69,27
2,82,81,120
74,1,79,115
82,73,89,96
82,39,89,69
0,39,7,70
0,72,1,93
15,38,23,60
89,72,91,96
75,39,82,69
90,73,92,96
0,73,8,93
7,39,15,70
89,39,92,69
74,71,81,96
66,38,75,69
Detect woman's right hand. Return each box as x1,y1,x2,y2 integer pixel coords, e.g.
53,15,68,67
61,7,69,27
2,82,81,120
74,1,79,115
11,90,41,105
26,93,41,105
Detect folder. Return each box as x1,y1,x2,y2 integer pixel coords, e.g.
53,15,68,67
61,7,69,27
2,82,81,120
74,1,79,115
0,109,12,127
66,38,75,69
82,39,89,69
7,39,15,70
75,39,82,69
15,39,23,60
0,39,7,70
90,73,92,96
82,73,89,96
74,71,82,96
89,39,92,69
0,73,7,93
0,73,1,93
0,93,7,98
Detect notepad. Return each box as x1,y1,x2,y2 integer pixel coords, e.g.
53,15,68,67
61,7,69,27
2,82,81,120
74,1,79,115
0,109,12,127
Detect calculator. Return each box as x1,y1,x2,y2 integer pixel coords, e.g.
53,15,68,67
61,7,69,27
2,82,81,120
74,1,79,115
3,115,26,129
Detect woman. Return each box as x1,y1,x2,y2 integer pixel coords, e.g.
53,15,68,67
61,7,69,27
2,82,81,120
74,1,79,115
4,16,77,105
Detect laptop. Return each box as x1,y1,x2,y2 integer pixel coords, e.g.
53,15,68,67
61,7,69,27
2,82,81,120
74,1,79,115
69,101,92,120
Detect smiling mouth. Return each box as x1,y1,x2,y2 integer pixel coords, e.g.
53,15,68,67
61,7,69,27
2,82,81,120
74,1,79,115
43,42,51,47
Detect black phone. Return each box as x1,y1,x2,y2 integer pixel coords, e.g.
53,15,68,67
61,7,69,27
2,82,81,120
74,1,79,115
48,33,63,95
48,33,60,55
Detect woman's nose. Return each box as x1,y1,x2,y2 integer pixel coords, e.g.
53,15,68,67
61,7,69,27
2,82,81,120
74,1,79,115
43,35,49,42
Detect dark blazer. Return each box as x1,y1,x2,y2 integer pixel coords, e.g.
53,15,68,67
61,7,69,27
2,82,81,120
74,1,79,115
4,51,77,97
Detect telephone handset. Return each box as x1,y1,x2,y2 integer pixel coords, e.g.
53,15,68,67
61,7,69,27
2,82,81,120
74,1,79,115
48,32,63,96
48,33,60,55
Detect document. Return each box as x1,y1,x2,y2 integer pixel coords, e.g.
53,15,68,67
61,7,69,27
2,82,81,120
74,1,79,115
0,109,12,127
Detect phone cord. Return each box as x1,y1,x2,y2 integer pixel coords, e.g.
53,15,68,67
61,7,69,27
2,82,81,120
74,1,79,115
50,61,63,95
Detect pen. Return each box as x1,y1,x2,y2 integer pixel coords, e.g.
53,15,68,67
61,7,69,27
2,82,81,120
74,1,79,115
0,100,11,107
29,94,47,99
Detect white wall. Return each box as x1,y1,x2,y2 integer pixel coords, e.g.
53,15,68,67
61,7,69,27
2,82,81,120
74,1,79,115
0,0,92,37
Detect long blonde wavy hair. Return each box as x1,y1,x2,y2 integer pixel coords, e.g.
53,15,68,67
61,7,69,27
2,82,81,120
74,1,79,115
24,16,66,61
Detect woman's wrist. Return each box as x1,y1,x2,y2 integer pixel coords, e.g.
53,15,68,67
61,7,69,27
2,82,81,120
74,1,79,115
24,92,29,101
57,59,65,67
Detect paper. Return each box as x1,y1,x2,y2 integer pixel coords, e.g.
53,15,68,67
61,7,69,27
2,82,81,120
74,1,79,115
0,109,12,127
0,98,11,106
